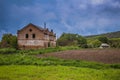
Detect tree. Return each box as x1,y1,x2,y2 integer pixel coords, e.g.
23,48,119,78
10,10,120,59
90,39,102,48
109,38,120,48
57,33,87,48
77,36,87,48
98,36,109,43
57,33,78,46
0,34,17,48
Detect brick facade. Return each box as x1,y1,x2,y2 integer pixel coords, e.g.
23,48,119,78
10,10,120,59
17,23,56,49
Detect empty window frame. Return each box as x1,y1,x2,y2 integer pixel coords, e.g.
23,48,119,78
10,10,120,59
32,34,35,38
26,34,29,38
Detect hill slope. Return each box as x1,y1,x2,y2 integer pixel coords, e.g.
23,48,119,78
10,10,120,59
86,31,120,38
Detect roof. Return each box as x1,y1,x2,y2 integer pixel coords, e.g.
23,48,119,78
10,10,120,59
100,43,110,47
18,23,44,32
18,23,56,36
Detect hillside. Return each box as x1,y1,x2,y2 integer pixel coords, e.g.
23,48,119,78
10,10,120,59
86,31,120,38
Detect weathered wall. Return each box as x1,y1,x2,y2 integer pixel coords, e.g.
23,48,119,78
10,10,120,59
18,40,45,49
17,24,56,49
50,41,56,47
18,25,44,40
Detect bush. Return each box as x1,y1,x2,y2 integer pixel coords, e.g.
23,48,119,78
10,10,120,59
89,40,102,48
98,36,109,43
0,34,17,48
57,33,87,47
0,48,17,54
109,38,120,48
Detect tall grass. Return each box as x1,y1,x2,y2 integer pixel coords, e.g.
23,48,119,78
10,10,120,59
0,46,80,55
0,53,120,69
0,48,17,54
0,47,120,69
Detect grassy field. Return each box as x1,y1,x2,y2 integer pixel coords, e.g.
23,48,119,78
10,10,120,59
0,65,120,80
0,47,120,80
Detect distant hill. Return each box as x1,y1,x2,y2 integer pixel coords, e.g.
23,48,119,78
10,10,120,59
85,31,120,38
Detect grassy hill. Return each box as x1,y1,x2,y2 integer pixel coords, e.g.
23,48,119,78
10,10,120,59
86,31,120,38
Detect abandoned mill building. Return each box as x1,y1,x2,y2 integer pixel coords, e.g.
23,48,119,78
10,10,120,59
17,23,56,49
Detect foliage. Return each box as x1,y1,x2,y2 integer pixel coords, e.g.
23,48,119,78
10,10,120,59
77,37,87,48
109,38,120,48
0,46,80,55
0,34,17,48
0,48,17,54
86,31,120,48
57,33,87,48
86,31,120,38
88,39,102,48
98,36,109,43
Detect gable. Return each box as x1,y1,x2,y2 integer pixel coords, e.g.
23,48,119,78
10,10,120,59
18,23,44,33
17,23,45,40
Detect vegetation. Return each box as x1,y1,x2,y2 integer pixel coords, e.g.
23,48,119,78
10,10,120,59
98,36,109,43
86,31,120,38
88,39,102,48
0,46,80,55
0,32,119,80
109,38,120,48
87,35,120,48
56,32,120,48
0,47,119,80
0,50,120,69
57,33,87,48
86,31,120,48
0,34,17,48
0,45,119,80
0,65,120,80
0,32,119,49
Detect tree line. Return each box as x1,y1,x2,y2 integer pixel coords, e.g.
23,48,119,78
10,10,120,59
57,33,120,48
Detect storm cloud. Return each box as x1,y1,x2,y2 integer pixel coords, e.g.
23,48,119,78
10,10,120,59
0,0,120,38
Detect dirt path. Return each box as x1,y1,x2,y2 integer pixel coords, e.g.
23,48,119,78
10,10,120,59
37,49,120,64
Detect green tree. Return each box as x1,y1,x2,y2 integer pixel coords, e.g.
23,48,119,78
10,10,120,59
109,38,120,48
57,33,87,48
57,33,78,46
90,39,102,48
0,34,17,48
98,36,109,43
77,36,87,48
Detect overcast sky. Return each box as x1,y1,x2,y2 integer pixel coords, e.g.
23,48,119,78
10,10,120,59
0,0,120,38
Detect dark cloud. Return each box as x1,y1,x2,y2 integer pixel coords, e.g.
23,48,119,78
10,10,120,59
0,0,120,39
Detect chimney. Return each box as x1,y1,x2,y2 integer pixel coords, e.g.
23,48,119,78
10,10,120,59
44,22,46,29
51,29,53,32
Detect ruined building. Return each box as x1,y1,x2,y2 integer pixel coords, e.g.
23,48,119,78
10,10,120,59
17,23,56,49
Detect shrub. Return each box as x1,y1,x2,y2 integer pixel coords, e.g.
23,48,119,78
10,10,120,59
57,33,87,47
89,40,102,48
109,38,120,48
0,34,17,48
98,36,109,43
0,48,17,54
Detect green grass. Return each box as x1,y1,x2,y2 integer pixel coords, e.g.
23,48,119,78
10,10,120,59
0,65,120,80
0,48,120,80
0,53,120,69
0,46,81,55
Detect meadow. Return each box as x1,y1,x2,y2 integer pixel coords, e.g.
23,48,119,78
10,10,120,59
0,65,120,80
0,47,120,80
